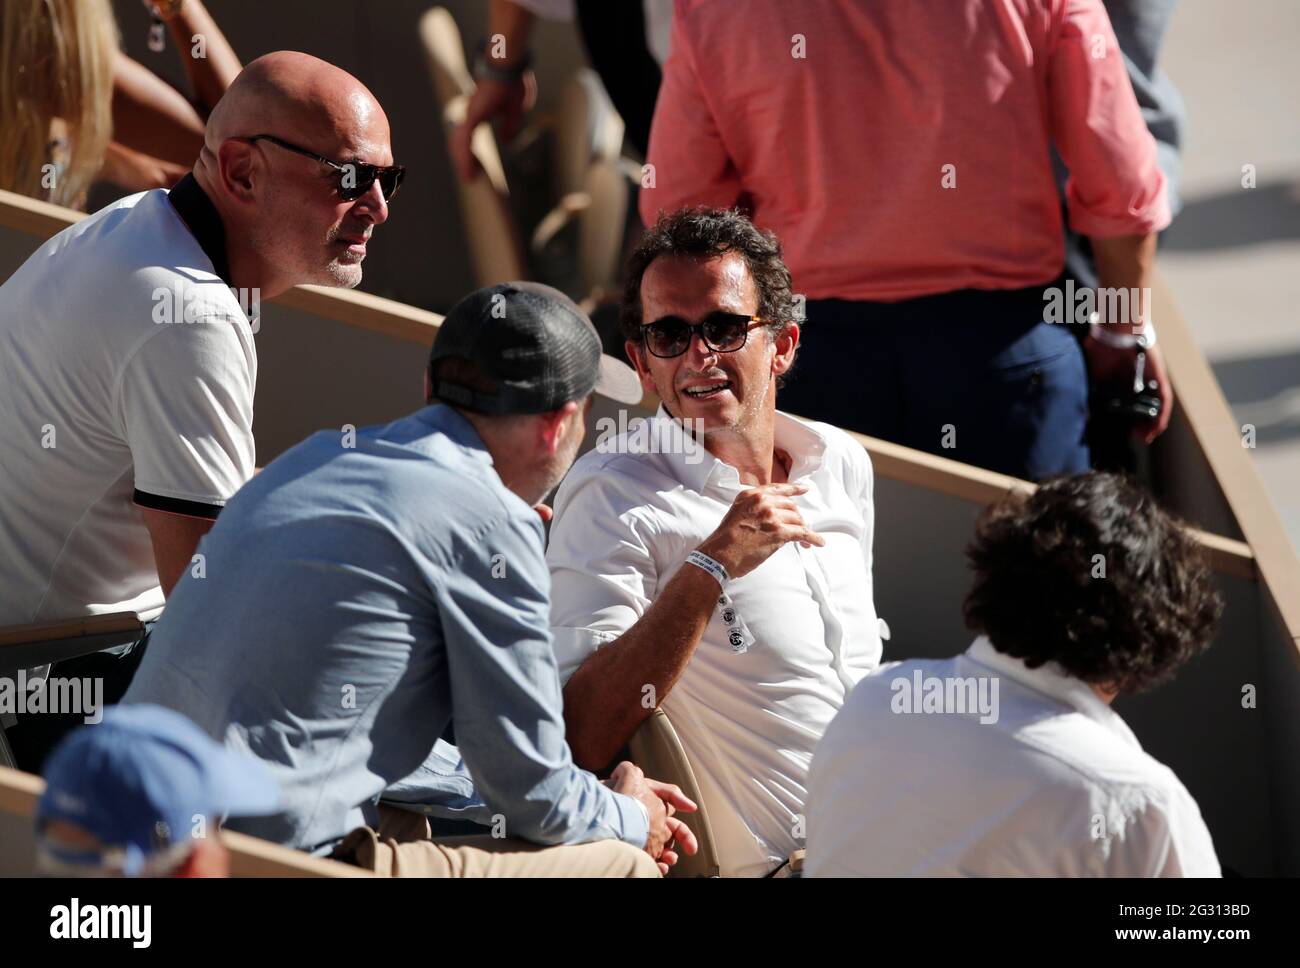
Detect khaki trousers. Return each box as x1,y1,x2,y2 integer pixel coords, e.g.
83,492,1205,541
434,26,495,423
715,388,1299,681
333,804,660,878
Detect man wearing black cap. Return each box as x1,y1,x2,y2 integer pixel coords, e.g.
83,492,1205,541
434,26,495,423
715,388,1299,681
124,282,696,876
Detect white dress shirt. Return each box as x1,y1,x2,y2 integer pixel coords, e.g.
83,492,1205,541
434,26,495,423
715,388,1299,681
548,408,883,876
806,636,1221,877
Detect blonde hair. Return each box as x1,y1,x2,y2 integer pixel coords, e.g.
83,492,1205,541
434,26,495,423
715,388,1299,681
0,0,118,208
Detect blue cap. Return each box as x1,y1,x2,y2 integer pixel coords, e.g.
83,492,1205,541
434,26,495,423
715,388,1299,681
36,704,280,875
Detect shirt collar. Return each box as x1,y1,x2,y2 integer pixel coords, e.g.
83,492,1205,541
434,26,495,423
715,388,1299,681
651,404,829,493
964,635,1142,749
413,404,496,468
167,173,233,286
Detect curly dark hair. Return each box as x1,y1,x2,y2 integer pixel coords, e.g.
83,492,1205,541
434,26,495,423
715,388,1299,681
621,207,798,348
963,472,1222,694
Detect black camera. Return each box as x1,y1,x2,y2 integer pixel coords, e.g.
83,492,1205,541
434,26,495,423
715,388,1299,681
1092,349,1162,423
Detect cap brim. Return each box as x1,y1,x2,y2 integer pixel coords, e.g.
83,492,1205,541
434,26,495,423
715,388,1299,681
594,355,643,406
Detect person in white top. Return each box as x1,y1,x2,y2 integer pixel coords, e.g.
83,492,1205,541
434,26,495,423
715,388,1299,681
0,51,403,770
547,208,883,877
806,472,1223,877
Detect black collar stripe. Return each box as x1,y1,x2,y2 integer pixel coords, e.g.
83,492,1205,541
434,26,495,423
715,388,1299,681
166,173,233,286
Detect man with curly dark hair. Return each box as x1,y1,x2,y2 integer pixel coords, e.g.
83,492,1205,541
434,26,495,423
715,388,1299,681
548,207,884,876
805,472,1222,877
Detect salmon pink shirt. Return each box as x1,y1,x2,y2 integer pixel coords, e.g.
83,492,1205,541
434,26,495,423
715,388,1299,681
640,0,1171,302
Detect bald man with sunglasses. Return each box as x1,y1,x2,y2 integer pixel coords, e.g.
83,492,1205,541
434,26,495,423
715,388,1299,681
547,208,884,877
0,52,402,770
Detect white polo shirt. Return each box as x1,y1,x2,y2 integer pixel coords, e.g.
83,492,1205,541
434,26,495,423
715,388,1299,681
0,176,257,625
806,636,1221,877
547,407,883,877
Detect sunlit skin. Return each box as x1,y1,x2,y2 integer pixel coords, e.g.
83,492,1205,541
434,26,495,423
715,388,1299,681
193,52,396,299
625,252,800,487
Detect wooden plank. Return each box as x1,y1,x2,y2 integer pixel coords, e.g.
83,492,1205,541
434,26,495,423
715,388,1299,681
1152,272,1300,646
276,284,442,345
221,830,371,878
0,611,143,647
0,765,42,817
0,188,83,237
849,429,1255,580
0,190,443,346
851,430,1035,505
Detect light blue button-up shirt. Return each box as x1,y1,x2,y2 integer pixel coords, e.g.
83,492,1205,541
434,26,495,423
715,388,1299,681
124,404,647,854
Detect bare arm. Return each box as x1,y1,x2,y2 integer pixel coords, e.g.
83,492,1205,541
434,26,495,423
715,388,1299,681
158,0,242,115
108,1,241,169
140,507,215,597
111,51,206,167
1091,232,1157,336
563,559,719,769
98,140,189,192
563,482,822,769
450,0,538,180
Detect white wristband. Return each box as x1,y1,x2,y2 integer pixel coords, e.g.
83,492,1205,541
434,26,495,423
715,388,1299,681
1090,318,1157,350
686,550,754,654
686,550,729,588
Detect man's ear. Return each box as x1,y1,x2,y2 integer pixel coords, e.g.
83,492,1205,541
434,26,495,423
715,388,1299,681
625,340,658,396
537,399,581,455
424,370,433,403
215,138,258,204
772,322,800,378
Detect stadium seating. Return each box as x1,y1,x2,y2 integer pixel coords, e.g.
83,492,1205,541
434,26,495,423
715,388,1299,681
628,708,721,877
2,187,1297,876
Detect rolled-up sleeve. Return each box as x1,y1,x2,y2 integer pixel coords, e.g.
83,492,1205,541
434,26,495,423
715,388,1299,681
547,463,659,684
639,0,744,225
434,512,647,848
1048,0,1171,238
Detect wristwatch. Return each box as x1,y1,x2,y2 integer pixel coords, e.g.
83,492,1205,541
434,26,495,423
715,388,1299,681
1090,318,1157,350
474,38,532,84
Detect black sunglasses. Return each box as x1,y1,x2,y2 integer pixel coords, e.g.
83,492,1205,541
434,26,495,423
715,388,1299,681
247,134,406,202
640,311,765,359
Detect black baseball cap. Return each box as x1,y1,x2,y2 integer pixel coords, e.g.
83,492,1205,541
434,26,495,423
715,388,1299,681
428,282,642,414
